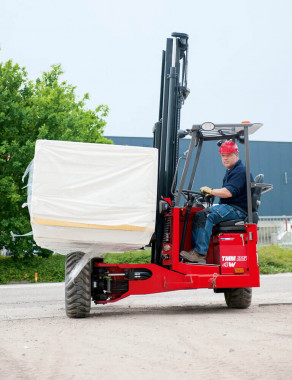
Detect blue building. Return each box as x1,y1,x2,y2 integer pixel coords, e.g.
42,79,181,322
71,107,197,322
106,136,292,216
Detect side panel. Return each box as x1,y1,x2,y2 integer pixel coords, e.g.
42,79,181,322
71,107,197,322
214,233,249,274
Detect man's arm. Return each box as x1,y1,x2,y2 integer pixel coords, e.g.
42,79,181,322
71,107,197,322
211,187,232,198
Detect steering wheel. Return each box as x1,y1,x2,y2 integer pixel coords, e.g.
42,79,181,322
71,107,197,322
181,190,214,206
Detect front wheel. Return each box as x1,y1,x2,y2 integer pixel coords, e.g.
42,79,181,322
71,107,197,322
224,287,252,309
65,251,91,318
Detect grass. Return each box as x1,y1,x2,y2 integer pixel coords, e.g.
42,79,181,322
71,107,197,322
0,246,291,284
104,250,151,264
0,254,66,284
257,245,292,274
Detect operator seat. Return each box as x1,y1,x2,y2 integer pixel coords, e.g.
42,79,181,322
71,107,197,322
212,174,264,233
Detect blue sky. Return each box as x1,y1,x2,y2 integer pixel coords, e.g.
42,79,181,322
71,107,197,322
1,0,292,141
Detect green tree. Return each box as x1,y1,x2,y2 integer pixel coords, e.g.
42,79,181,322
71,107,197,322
0,61,111,257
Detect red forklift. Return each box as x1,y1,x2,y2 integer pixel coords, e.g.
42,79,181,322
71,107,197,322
65,33,272,318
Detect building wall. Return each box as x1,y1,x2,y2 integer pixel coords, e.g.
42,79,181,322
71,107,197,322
105,136,292,216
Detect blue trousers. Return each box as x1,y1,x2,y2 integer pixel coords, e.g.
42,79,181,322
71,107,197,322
191,204,247,256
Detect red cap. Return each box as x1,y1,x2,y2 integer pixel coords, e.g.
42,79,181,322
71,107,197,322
219,141,239,154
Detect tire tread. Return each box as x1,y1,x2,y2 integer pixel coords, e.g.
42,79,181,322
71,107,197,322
224,287,252,309
65,252,91,318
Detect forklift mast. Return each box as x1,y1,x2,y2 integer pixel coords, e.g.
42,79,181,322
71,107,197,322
152,33,190,264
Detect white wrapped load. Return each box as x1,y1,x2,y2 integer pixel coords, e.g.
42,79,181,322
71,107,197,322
30,140,158,257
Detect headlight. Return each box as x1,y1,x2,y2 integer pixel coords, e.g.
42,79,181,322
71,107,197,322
201,122,215,131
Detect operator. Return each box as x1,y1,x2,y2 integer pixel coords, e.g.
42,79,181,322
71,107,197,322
180,140,253,263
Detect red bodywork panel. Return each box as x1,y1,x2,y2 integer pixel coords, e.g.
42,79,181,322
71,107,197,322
214,233,249,274
92,206,260,304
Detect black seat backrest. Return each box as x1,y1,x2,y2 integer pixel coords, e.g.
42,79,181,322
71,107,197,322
252,174,264,212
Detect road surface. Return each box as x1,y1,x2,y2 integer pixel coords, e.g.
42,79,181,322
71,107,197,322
0,274,291,379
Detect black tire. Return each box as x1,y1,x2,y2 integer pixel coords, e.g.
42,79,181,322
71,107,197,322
65,252,91,318
224,287,252,309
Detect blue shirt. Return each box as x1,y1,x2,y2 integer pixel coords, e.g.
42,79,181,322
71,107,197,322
219,159,254,212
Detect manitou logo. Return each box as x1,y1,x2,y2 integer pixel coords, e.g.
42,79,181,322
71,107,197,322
222,262,236,267
222,256,236,261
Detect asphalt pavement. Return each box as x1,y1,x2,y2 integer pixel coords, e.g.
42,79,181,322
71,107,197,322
0,274,291,380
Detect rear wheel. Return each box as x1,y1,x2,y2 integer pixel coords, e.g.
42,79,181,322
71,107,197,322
224,287,252,309
65,252,91,318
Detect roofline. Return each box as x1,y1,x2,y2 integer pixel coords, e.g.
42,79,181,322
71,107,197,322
105,136,292,144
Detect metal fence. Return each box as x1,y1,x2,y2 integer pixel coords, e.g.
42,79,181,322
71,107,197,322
258,216,292,246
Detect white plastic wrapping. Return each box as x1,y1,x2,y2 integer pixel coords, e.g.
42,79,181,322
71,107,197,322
29,140,158,258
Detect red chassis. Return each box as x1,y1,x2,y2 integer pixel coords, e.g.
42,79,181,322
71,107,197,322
92,206,260,305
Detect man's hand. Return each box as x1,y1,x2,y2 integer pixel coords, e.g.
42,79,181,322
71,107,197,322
200,186,213,196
